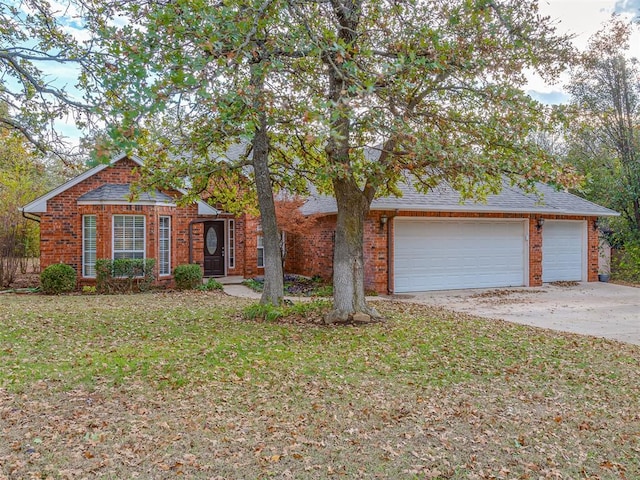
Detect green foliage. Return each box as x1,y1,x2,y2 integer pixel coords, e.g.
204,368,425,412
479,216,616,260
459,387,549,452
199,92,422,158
242,278,264,292
286,299,332,316
173,264,203,290
243,303,284,322
95,258,156,294
243,299,331,321
197,277,224,292
612,243,640,283
313,285,334,297
82,285,96,294
40,263,77,294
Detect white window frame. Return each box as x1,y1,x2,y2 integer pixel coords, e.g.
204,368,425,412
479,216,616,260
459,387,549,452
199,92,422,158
257,235,264,268
257,231,285,269
82,215,96,277
228,219,235,269
112,215,146,260
159,216,171,276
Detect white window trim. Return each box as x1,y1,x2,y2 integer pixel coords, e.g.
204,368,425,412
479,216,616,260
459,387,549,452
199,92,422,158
82,215,96,278
228,219,235,269
257,231,285,269
257,234,264,268
159,216,171,276
112,215,146,260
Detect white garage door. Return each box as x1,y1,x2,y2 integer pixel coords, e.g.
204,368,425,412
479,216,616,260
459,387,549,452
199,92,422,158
542,220,585,282
394,219,527,293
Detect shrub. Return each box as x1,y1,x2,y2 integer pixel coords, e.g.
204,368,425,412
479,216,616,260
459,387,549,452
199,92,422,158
173,264,203,290
612,243,640,283
197,277,223,291
40,263,77,294
95,258,156,294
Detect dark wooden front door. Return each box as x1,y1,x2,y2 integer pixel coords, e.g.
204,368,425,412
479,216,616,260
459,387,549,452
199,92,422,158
203,221,225,276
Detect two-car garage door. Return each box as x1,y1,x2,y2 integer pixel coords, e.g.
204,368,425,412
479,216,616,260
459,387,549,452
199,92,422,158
393,218,586,293
394,219,527,293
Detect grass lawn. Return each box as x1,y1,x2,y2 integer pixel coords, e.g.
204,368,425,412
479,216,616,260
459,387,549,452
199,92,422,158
1,291,639,479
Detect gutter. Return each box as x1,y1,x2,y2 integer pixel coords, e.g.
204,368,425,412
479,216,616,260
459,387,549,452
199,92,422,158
20,209,41,223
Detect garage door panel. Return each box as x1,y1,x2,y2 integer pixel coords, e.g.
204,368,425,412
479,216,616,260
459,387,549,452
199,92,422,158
542,221,584,282
394,219,526,292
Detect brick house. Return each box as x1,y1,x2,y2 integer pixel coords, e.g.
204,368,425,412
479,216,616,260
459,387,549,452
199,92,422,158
285,179,618,294
20,154,268,287
22,153,618,293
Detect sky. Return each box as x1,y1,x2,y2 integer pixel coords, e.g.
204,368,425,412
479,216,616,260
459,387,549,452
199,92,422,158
25,0,640,143
527,0,640,103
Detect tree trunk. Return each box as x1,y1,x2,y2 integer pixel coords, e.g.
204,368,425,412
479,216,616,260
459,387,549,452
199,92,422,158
325,177,380,323
251,65,284,306
321,0,380,322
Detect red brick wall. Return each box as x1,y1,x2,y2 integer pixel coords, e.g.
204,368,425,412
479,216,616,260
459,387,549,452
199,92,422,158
286,215,336,281
38,158,249,287
287,211,601,294
529,216,543,286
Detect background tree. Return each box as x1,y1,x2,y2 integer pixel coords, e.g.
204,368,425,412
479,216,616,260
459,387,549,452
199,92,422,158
0,118,47,286
566,19,640,241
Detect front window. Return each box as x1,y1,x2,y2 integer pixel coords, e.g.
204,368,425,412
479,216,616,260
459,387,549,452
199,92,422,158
83,215,96,277
113,215,145,260
159,216,171,276
256,231,285,268
257,235,264,268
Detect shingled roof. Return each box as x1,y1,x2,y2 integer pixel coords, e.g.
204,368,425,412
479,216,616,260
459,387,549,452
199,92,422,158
301,178,619,217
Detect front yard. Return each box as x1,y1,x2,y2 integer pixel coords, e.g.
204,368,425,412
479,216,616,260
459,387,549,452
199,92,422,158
0,292,639,479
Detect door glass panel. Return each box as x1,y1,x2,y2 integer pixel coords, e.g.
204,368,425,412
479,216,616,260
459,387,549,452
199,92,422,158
206,226,218,255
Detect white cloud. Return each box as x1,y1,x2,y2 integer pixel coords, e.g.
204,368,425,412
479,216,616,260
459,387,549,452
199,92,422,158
614,0,640,17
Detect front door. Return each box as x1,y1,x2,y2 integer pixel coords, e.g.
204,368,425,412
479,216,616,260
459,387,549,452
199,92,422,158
203,221,225,276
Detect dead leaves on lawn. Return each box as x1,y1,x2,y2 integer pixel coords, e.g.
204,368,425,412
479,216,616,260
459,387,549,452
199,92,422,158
1,293,640,478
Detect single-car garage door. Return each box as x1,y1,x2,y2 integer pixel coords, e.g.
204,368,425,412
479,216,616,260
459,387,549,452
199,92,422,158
394,218,527,293
542,220,585,282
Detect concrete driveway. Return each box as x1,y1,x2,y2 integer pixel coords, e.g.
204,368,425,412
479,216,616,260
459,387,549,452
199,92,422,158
396,282,640,346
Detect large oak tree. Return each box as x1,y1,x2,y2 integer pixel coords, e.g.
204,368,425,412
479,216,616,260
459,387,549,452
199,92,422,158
285,0,575,321
87,0,575,321
85,0,310,305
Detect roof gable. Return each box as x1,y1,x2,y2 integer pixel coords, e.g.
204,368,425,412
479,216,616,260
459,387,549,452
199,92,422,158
21,153,218,215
